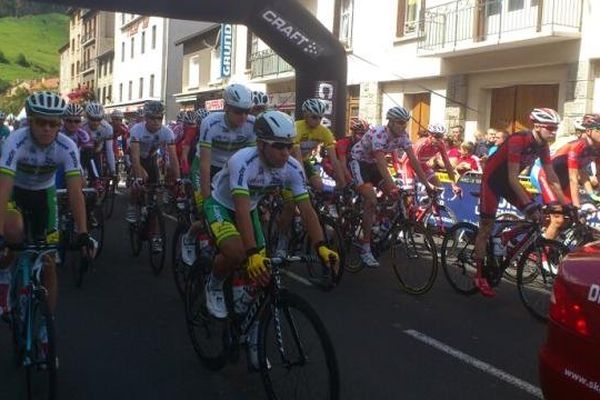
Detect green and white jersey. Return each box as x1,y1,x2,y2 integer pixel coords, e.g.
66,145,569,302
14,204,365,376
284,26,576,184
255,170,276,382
197,112,256,168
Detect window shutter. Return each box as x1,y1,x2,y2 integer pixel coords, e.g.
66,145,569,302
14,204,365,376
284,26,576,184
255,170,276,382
396,0,406,38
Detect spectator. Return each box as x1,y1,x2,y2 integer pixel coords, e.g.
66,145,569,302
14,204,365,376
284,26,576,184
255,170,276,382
454,141,481,175
488,129,509,156
473,129,491,158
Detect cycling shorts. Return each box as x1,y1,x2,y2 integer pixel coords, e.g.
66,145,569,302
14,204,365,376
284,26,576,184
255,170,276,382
479,171,531,219
11,186,59,243
349,159,384,187
203,197,265,249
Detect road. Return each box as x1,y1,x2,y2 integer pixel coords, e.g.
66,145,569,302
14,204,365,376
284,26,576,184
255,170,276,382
0,193,548,399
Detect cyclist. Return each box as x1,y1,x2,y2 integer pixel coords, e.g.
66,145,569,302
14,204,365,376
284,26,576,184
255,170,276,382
348,106,437,268
473,108,571,297
175,110,197,176
250,90,269,116
204,110,339,319
0,92,93,316
58,103,93,189
82,102,116,189
401,122,462,194
180,108,209,177
530,113,600,241
109,109,130,161
128,100,180,232
273,98,347,257
322,117,370,182
181,84,256,266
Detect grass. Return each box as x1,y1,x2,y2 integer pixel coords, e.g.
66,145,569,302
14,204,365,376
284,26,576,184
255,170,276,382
0,13,68,82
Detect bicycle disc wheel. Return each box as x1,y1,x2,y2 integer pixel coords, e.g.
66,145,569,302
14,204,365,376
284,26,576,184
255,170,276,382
258,291,339,400
26,296,57,400
517,238,568,322
148,209,167,276
184,260,228,371
171,223,190,299
440,222,479,295
390,221,438,295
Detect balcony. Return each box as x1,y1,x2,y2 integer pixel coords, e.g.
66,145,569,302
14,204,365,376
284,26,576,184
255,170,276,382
80,59,96,75
81,31,96,46
418,0,583,57
250,49,294,80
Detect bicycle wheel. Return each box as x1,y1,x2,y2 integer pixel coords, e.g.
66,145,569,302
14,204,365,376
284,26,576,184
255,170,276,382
496,213,522,283
128,220,142,257
148,208,167,276
390,220,438,295
184,259,228,371
303,216,345,290
517,239,568,322
171,223,190,299
258,290,339,400
88,205,104,259
26,294,57,400
440,222,479,295
265,202,283,256
340,213,364,273
103,178,116,220
421,205,457,240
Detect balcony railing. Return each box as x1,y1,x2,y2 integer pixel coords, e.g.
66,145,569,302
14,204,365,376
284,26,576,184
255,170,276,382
80,59,96,74
418,0,583,54
250,49,293,79
81,31,95,45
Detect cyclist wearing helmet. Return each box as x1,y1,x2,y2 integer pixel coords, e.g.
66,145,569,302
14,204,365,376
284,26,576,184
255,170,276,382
109,109,130,160
401,122,461,194
473,107,571,297
0,111,9,150
58,103,93,189
323,117,370,182
180,108,209,176
348,106,436,268
82,102,116,188
182,84,256,266
174,110,197,175
0,92,93,315
250,90,269,116
128,100,180,227
530,113,600,241
203,111,339,329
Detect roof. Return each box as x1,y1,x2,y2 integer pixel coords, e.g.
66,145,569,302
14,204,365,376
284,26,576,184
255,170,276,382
58,41,70,54
174,23,220,46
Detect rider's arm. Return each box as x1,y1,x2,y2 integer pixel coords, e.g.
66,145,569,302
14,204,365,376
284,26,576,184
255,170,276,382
104,139,116,174
298,198,325,245
199,147,212,199
542,163,571,205
66,175,88,235
130,141,143,178
405,147,435,190
166,144,180,180
233,195,257,252
374,151,395,189
326,145,346,187
440,146,460,184
508,160,533,206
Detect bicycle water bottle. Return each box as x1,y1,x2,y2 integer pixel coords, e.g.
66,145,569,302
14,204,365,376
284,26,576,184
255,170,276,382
293,214,303,235
232,274,256,315
492,237,505,258
197,233,214,260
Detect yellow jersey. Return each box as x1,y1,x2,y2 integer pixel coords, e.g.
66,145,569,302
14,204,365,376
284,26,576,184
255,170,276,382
294,120,336,160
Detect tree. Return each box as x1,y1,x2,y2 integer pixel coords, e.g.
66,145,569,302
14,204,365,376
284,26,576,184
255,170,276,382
0,86,31,115
15,53,30,67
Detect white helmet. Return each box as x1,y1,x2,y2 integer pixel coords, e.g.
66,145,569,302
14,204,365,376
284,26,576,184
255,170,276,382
63,103,84,118
252,90,269,107
195,108,210,122
427,123,447,136
530,108,560,125
85,102,105,119
223,83,253,109
182,110,196,125
302,98,326,116
26,91,67,117
386,106,410,122
111,110,124,119
254,110,296,143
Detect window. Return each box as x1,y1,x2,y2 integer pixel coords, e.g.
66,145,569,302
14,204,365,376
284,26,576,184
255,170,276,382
71,63,74,78
76,61,80,74
152,25,157,49
486,0,501,16
102,86,106,103
71,39,74,53
188,55,200,88
107,85,112,102
131,37,135,58
141,31,146,54
508,0,524,11
77,34,80,49
119,83,123,102
128,80,132,101
149,74,155,97
121,41,125,62
396,0,423,37
339,0,354,47
121,13,125,25
103,61,107,77
139,77,144,98
109,57,113,74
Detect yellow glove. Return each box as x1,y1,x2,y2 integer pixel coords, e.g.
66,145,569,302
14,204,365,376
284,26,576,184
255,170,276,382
316,243,339,266
246,249,269,282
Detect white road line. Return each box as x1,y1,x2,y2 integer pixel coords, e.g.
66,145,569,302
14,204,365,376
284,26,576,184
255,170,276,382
403,329,543,399
282,270,315,287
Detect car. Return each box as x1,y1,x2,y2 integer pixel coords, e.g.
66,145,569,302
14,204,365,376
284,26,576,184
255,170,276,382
539,241,600,400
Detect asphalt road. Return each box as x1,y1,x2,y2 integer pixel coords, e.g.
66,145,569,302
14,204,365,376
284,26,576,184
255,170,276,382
0,192,548,400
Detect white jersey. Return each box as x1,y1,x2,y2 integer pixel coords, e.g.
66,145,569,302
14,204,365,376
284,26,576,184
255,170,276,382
130,122,175,159
212,147,309,211
0,127,82,190
82,119,116,173
197,112,256,168
350,126,412,163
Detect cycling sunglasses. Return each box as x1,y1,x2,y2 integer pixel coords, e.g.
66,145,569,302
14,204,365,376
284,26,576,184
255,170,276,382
230,106,251,115
64,118,81,124
33,118,62,128
263,139,294,150
308,114,323,120
88,117,103,122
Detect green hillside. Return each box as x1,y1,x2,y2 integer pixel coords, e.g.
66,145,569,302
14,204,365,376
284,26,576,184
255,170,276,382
0,13,68,82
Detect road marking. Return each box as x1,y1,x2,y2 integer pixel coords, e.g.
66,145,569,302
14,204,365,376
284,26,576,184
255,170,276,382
403,329,543,399
282,270,315,287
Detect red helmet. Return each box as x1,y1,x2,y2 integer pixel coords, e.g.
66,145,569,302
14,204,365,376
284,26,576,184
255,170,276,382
350,118,370,135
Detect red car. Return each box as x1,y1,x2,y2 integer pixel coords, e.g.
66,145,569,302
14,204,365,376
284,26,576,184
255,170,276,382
539,241,600,399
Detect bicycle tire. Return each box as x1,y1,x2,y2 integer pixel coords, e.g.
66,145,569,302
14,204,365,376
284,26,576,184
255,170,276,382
496,213,523,283
440,222,479,295
258,290,340,400
340,212,364,273
265,202,283,256
302,215,345,290
391,220,438,295
103,179,116,219
184,259,228,371
517,238,568,322
171,223,190,299
421,205,457,239
148,208,167,276
128,221,142,257
89,205,104,259
25,295,57,400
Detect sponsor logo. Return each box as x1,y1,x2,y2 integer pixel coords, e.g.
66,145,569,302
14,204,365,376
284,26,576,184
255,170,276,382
220,24,233,78
315,81,336,129
6,149,15,166
588,284,600,304
261,9,322,57
238,167,246,186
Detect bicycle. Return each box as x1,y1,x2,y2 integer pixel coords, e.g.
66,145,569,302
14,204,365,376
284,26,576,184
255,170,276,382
440,205,568,321
340,187,439,295
411,186,458,240
7,242,59,400
127,181,167,276
184,251,340,399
